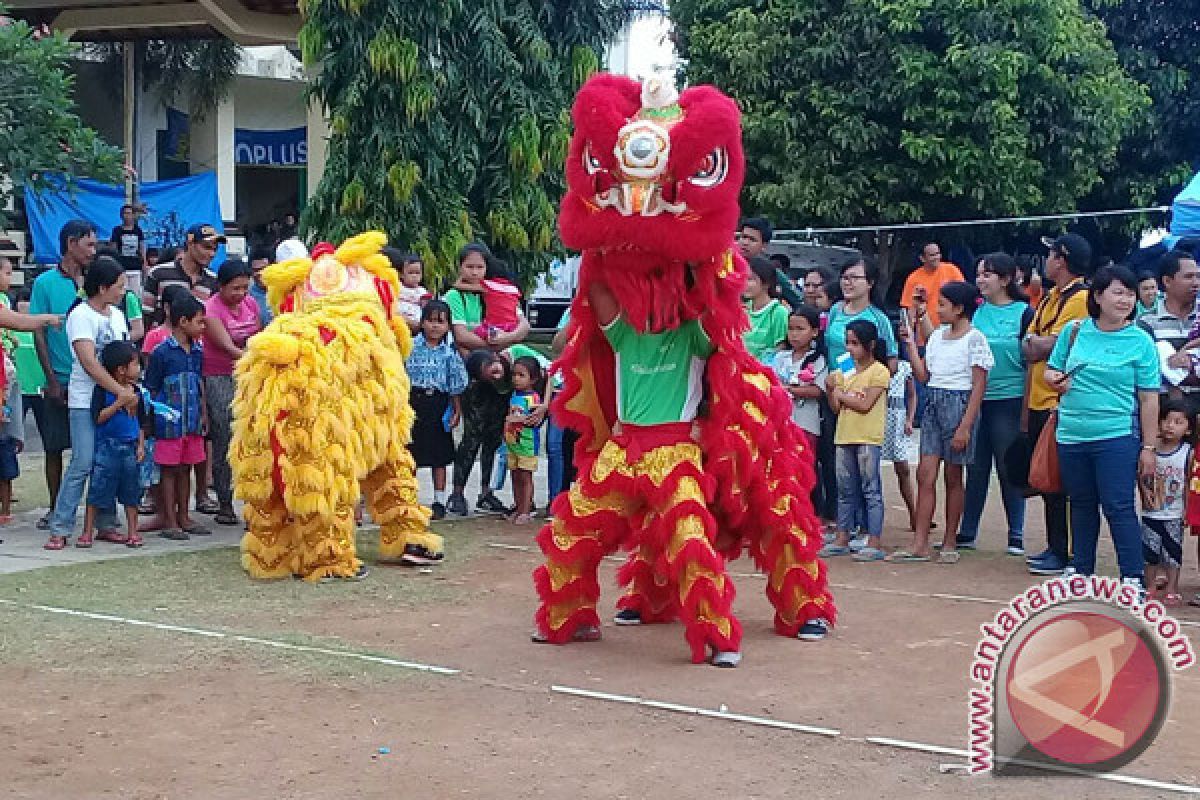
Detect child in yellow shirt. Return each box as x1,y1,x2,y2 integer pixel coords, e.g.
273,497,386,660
821,319,891,562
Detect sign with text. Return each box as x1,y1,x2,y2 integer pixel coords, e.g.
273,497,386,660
234,127,307,167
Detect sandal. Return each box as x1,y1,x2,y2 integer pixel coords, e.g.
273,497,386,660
158,528,189,541
852,546,887,562
75,533,94,549
95,529,130,545
1163,593,1184,608
214,510,239,526
183,525,211,536
43,535,67,551
884,549,930,563
937,550,961,564
126,533,144,548
195,498,220,515
819,544,853,557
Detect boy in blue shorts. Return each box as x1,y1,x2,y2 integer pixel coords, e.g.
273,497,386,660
82,340,148,548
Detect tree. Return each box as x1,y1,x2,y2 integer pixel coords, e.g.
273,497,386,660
86,38,243,120
0,10,123,221
1083,0,1200,208
670,0,1147,284
301,0,627,286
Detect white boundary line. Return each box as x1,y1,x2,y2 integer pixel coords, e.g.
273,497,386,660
551,685,841,737
486,543,1200,630
0,599,460,675
865,737,1200,795
7,568,1200,794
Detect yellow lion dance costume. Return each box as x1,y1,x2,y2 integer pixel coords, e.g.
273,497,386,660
230,232,440,582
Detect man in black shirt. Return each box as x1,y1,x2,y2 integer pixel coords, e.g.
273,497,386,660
142,222,223,321
110,204,145,273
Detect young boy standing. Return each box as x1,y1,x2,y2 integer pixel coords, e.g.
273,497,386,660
82,341,148,548
144,294,208,540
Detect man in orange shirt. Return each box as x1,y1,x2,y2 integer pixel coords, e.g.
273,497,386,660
900,242,964,341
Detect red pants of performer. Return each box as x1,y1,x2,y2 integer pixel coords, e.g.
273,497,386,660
533,424,739,663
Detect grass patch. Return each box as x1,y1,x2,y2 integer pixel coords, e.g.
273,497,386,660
0,516,506,676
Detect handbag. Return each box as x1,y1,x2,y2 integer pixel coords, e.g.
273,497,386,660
1028,321,1082,494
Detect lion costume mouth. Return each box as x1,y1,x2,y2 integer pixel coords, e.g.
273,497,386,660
580,78,727,219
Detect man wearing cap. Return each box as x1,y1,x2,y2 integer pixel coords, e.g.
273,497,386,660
1021,232,1093,576
142,223,223,321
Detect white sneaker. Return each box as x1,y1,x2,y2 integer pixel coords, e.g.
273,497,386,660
848,535,868,552
1006,545,1025,556
1122,576,1148,605
711,650,742,668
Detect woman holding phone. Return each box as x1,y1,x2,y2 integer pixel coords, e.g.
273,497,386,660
1044,266,1160,589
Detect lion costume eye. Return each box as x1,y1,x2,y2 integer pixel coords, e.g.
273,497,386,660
583,143,604,175
689,147,728,188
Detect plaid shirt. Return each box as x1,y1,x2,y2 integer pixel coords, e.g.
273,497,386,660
144,334,204,439
405,334,468,395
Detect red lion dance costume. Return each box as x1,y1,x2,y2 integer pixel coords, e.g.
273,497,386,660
533,74,835,666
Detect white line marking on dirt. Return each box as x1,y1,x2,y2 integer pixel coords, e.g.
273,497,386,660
865,736,1200,794
551,684,841,737
0,599,460,675
487,543,1200,629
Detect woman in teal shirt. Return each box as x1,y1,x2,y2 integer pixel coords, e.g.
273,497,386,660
1045,266,1160,585
824,256,897,368
959,254,1033,555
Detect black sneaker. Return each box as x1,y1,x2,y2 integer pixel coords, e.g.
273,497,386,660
430,502,446,521
797,618,830,642
400,544,445,566
476,494,509,515
319,564,370,583
1028,554,1067,576
614,608,642,626
446,494,468,516
1025,547,1053,564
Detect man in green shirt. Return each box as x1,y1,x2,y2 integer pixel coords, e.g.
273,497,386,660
601,314,711,426
29,219,95,526
533,279,743,667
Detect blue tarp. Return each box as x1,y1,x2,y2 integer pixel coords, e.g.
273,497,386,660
1171,172,1200,239
24,172,223,264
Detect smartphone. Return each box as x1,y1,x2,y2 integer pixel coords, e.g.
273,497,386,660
900,307,912,332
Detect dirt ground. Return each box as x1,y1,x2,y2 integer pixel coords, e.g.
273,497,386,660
2,503,1199,799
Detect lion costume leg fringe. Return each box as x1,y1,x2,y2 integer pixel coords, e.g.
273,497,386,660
534,436,741,662
241,494,295,580
293,506,361,581
615,541,678,624
364,453,439,561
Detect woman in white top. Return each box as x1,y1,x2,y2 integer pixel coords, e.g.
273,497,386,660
46,256,133,549
893,281,993,563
